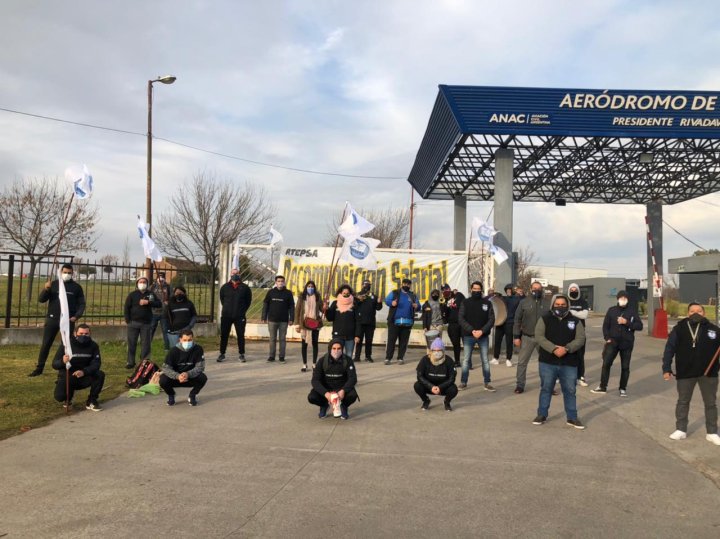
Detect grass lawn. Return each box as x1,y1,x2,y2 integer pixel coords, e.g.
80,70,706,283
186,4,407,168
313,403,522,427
0,337,218,441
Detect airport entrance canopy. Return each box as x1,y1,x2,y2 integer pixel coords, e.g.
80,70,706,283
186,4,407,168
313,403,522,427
408,85,720,204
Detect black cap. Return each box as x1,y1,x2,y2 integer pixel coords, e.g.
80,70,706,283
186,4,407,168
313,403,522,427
441,283,451,290
616,290,628,299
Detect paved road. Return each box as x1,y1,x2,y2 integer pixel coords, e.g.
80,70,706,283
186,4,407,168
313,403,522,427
1,322,719,538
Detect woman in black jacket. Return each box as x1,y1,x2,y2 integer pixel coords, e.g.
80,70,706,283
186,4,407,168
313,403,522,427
325,284,360,357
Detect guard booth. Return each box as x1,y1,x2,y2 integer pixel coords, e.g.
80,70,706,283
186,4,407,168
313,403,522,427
669,254,720,322
407,85,720,337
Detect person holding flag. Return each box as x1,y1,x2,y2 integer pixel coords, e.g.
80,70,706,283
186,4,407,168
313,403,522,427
51,323,105,411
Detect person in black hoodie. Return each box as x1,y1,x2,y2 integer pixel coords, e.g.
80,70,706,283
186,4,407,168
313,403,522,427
308,338,358,420
51,323,104,411
533,294,586,429
567,283,590,386
492,283,521,367
159,329,207,406
354,279,382,363
414,338,458,412
124,276,161,369
591,290,643,396
218,268,253,363
166,286,197,349
326,284,361,358
662,303,720,445
458,281,495,390
441,284,465,367
262,275,295,363
29,263,86,377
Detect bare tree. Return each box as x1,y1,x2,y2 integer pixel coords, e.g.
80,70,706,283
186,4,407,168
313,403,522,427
324,207,410,248
515,246,542,292
121,236,131,280
0,177,98,298
156,171,275,273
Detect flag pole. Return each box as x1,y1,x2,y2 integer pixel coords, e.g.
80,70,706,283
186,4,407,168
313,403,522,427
324,202,349,311
65,360,71,415
704,345,720,376
48,192,76,282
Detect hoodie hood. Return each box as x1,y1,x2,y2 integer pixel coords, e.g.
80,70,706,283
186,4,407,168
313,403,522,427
327,338,345,355
567,283,580,300
550,294,571,318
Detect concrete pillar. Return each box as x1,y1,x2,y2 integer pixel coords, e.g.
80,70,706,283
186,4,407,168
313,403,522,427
453,194,467,251
493,149,514,289
646,202,663,336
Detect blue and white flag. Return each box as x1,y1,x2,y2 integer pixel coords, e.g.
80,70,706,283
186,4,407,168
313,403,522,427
232,237,241,270
269,226,284,246
338,203,375,240
471,217,497,244
65,164,94,199
57,268,73,358
136,218,163,262
339,235,381,270
489,244,509,264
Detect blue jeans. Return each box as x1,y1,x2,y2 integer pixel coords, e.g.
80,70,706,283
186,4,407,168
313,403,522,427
538,362,578,420
167,332,180,349
151,314,170,350
343,339,355,358
462,336,490,384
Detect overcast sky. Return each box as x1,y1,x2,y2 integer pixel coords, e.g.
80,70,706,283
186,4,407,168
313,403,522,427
2,0,720,280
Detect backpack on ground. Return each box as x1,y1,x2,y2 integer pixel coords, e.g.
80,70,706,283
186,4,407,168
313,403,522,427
126,359,159,389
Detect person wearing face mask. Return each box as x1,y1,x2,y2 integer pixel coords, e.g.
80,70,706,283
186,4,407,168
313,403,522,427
441,284,465,367
29,263,86,377
326,284,360,357
166,286,198,349
308,338,358,420
159,329,207,406
532,294,586,429
591,290,643,397
124,276,161,369
566,283,590,386
662,303,720,445
149,272,173,352
491,284,521,368
51,324,104,411
294,280,324,372
512,281,550,394
414,338,458,412
422,289,446,347
458,281,495,390
262,275,295,363
354,279,383,363
384,278,420,365
218,268,253,363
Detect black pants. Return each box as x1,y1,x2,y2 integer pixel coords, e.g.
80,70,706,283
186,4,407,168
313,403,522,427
127,322,153,365
54,371,105,403
600,344,633,390
386,324,411,360
576,345,586,379
159,373,208,396
354,324,376,360
36,318,75,371
493,323,513,359
301,330,320,364
308,388,358,408
447,323,462,365
220,317,247,355
675,376,718,434
413,381,458,403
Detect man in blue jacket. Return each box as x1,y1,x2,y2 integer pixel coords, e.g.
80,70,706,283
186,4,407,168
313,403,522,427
384,278,420,365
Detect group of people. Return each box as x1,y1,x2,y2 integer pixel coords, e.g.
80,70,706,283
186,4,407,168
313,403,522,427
27,264,720,444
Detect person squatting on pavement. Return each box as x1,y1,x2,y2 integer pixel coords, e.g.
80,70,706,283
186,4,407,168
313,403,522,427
308,338,358,420
149,272,172,352
218,268,252,363
165,286,197,349
662,303,720,446
591,290,643,397
458,281,495,391
492,283,521,368
294,280,323,372
262,275,295,363
325,284,360,358
414,338,458,412
354,279,382,363
513,281,549,394
441,284,465,367
30,263,86,377
567,283,590,386
532,294,586,429
52,323,104,412
159,329,207,407
124,276,161,369
384,278,420,365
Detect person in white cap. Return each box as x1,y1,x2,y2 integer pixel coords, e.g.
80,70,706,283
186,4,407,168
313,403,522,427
414,338,458,412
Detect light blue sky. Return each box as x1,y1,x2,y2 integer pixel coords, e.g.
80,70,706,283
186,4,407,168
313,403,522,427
1,0,719,279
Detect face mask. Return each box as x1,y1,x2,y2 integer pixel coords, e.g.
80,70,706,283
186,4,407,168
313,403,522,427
231,275,240,282
138,283,147,291
431,295,440,301
431,350,444,360
689,313,705,324
76,335,90,344
276,282,285,289
471,291,482,298
61,273,72,282
181,341,194,351
361,284,371,293
618,299,628,307
158,277,165,283
401,285,410,292
532,290,542,299
331,349,343,359
306,287,315,295
553,307,568,317
175,294,185,301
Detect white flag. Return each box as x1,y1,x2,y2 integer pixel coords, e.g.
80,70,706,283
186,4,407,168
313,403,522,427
489,244,509,264
65,164,94,199
232,237,240,270
269,226,284,246
57,268,73,358
338,203,375,239
471,217,497,244
136,218,163,262
339,236,381,270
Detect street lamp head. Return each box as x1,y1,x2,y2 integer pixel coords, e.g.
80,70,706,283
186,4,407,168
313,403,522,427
155,75,176,84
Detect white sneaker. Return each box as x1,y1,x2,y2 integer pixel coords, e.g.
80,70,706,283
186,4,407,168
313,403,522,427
619,389,628,398
505,360,513,367
706,433,720,445
490,359,499,365
578,377,588,387
669,430,687,440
